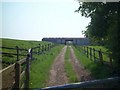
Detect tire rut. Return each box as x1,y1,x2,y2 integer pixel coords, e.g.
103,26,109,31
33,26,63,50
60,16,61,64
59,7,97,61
69,46,92,81
47,46,68,86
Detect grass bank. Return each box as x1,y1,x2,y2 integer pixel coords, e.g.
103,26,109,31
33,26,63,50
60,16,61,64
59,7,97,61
30,45,64,88
64,46,77,83
72,46,113,79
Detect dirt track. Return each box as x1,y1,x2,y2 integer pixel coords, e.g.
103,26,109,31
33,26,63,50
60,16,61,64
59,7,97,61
47,46,68,86
47,45,92,86
2,45,92,88
69,46,92,81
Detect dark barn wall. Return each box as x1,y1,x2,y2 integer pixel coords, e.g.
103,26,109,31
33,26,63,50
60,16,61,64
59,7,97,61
42,38,90,45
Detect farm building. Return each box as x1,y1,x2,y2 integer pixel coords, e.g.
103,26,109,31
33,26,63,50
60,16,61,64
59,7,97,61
42,37,90,45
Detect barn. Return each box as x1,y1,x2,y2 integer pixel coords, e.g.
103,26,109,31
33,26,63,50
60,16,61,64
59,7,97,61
42,37,90,45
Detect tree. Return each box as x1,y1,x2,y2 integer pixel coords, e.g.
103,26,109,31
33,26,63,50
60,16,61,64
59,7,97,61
76,2,120,74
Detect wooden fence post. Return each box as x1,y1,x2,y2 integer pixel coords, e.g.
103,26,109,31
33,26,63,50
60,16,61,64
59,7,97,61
43,45,45,51
15,62,20,89
81,46,84,53
40,45,42,53
93,48,96,62
25,53,30,89
38,44,40,54
45,45,46,51
44,45,46,51
44,45,45,51
50,43,52,48
50,43,51,49
83,46,85,53
49,44,51,49
43,45,45,52
16,46,19,61
87,47,89,57
48,44,50,50
47,44,48,50
99,49,103,64
31,48,33,60
47,44,48,51
90,48,92,60
41,45,43,52
50,43,52,49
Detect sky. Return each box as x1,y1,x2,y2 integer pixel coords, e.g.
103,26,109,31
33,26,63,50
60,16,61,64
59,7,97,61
1,0,91,41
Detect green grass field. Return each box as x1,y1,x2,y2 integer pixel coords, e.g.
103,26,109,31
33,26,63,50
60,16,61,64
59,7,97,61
88,46,108,52
78,45,110,62
30,45,64,88
64,46,78,83
1,38,48,48
1,38,50,68
73,46,113,79
88,46,110,62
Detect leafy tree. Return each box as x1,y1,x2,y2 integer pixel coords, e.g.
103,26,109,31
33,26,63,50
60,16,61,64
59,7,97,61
76,2,120,74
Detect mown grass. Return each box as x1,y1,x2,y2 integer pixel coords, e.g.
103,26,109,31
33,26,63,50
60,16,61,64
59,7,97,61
72,46,113,79
64,46,78,83
30,45,64,88
1,38,50,68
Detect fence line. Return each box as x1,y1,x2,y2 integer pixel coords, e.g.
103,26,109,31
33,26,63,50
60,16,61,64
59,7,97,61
13,43,55,89
74,45,113,66
1,43,54,56
0,52,27,56
0,50,31,89
11,49,31,89
0,46,27,51
1,43,55,65
1,43,55,89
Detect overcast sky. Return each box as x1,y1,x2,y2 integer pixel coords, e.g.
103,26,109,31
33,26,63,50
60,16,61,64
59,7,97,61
1,0,91,41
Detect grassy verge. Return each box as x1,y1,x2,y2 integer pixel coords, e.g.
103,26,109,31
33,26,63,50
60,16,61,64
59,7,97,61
64,46,78,83
72,46,113,79
30,45,64,88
